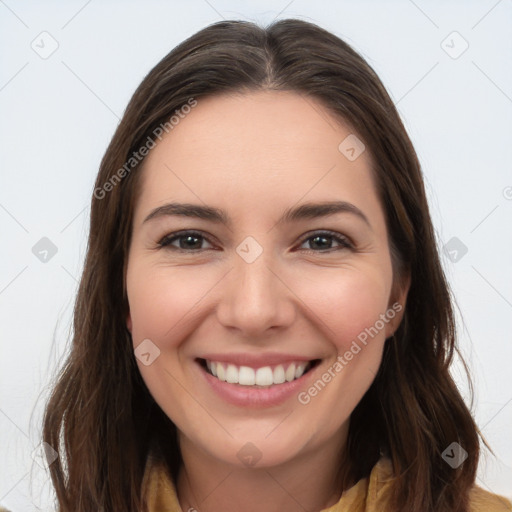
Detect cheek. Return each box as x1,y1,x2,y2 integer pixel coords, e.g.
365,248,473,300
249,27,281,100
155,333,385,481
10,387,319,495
126,262,211,422
292,270,391,433
293,265,391,351
126,262,219,344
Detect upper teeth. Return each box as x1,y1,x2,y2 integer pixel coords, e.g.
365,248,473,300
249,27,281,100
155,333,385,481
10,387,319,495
206,360,310,386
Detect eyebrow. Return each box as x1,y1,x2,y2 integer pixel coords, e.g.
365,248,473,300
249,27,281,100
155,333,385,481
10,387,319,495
143,200,372,229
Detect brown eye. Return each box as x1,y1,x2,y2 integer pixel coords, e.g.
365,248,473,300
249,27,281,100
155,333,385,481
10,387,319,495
298,231,353,252
158,231,214,251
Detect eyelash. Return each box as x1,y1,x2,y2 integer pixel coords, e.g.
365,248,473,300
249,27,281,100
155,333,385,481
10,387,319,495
157,230,354,254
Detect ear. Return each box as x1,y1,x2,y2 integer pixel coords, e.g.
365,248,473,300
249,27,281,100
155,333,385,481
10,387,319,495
385,272,411,338
126,313,133,333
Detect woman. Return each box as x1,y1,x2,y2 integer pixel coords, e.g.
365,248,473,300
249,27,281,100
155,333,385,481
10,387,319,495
42,18,512,512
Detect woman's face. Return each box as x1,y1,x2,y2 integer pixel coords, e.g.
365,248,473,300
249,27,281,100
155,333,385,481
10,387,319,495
126,90,408,469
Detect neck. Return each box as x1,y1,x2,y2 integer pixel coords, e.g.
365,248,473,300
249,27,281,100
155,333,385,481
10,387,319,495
176,426,348,512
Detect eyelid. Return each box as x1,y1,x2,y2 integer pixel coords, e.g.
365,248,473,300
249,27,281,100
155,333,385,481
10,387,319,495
157,230,216,250
296,230,354,251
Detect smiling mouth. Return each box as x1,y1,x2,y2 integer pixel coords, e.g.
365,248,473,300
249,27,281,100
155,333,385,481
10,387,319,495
197,358,321,387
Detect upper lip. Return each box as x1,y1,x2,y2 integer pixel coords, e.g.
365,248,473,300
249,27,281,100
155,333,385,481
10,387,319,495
198,352,318,368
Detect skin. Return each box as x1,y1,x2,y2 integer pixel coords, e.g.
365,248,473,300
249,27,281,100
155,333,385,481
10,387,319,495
125,90,409,512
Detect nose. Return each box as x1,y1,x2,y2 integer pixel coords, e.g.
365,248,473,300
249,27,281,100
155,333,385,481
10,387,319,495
215,245,296,338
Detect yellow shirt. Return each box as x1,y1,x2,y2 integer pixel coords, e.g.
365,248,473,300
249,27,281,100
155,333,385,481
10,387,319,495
141,454,512,512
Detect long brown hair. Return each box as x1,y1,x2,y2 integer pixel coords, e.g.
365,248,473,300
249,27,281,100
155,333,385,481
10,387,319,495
42,18,481,511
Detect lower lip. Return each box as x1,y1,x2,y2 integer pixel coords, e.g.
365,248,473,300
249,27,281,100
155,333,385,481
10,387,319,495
197,360,318,408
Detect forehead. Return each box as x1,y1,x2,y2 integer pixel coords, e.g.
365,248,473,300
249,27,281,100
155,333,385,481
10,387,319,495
148,90,365,166
134,90,379,222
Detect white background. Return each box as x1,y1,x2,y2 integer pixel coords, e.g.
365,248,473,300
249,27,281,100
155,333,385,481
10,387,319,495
1,0,511,509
